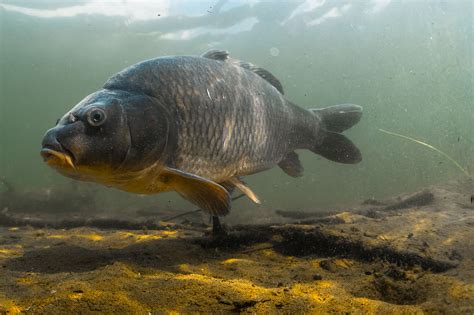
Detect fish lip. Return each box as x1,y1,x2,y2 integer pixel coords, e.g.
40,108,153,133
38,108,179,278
41,140,76,167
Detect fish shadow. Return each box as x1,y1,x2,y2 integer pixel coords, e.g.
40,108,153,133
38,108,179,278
3,224,456,274
4,237,216,274
4,226,272,274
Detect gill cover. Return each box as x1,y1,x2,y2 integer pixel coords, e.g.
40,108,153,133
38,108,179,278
118,93,175,171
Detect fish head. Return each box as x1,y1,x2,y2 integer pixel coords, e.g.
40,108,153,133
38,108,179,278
41,89,173,183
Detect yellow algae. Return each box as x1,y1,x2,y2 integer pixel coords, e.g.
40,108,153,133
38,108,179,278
335,211,355,223
290,283,335,304
0,298,23,315
16,277,34,284
77,233,103,241
333,259,354,269
309,292,333,305
105,262,142,279
0,248,19,256
68,292,83,300
26,280,150,313
352,297,390,313
448,281,474,300
176,273,254,290
116,231,179,242
221,258,253,264
169,272,277,307
377,234,390,241
442,237,455,246
47,233,103,241
288,282,423,313
64,291,144,312
158,220,175,226
178,263,192,273
412,218,431,234
260,248,277,257
314,281,336,289
352,297,423,314
135,234,162,241
162,230,178,236
9,305,23,314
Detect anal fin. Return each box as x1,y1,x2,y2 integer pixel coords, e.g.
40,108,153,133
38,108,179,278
160,167,230,216
278,151,304,177
222,177,261,204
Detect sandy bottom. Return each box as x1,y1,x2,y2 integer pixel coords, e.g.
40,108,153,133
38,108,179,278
0,181,473,314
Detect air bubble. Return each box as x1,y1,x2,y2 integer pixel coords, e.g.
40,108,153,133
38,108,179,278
270,47,280,57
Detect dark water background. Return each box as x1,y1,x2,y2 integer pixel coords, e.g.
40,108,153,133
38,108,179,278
0,0,472,217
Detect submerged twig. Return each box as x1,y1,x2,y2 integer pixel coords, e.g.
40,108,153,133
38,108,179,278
162,193,246,222
379,128,471,178
162,209,202,222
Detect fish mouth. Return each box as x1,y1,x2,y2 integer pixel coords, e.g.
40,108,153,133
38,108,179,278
41,140,76,170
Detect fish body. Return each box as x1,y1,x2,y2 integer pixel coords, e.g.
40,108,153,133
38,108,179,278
41,50,363,215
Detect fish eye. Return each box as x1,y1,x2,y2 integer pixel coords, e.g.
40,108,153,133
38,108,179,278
86,108,107,127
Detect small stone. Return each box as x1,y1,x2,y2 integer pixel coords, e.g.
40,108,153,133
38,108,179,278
319,259,336,272
312,274,322,280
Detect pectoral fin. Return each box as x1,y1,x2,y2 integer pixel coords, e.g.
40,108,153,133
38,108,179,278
278,151,303,177
160,167,231,216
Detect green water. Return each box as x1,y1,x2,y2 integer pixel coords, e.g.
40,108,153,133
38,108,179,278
0,0,472,215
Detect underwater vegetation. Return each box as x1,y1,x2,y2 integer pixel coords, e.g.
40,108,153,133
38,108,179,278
379,129,472,179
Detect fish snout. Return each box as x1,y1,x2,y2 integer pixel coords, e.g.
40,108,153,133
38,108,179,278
41,128,76,169
41,128,62,153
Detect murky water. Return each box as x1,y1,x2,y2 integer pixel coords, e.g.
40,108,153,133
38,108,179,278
1,0,472,213
1,2,473,313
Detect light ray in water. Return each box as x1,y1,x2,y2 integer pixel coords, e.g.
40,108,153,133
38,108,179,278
379,128,470,178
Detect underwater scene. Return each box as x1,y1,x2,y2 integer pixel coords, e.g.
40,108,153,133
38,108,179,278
0,0,473,313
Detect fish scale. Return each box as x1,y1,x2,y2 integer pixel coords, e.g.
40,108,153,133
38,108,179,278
173,64,289,179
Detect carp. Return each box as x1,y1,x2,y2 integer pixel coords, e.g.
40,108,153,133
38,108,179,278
41,50,362,230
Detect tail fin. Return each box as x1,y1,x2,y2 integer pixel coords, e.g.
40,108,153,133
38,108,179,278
310,104,363,164
311,104,362,132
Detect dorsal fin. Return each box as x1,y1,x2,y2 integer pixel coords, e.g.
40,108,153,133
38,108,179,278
231,60,284,94
201,49,230,61
201,49,284,94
